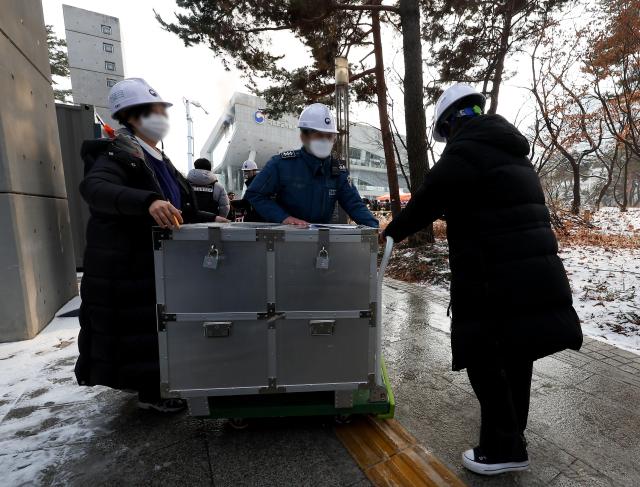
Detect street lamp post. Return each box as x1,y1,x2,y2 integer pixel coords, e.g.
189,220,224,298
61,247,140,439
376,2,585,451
334,56,350,170
183,97,209,171
333,57,351,224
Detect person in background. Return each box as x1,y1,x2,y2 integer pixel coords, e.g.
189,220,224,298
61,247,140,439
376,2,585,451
230,160,264,222
227,192,237,221
245,103,378,227
240,160,259,196
381,83,582,476
76,78,218,413
187,157,230,219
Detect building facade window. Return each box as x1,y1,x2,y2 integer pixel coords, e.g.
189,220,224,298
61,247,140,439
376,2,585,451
103,42,114,53
106,78,117,88
105,61,116,71
370,153,384,168
101,24,112,35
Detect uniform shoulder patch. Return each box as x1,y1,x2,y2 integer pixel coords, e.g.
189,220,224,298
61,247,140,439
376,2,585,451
279,150,298,159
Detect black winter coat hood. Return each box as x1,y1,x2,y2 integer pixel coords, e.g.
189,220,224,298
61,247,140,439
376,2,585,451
451,115,530,158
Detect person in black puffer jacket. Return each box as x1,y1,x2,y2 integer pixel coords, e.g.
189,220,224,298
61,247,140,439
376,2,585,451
382,84,582,476
76,78,217,413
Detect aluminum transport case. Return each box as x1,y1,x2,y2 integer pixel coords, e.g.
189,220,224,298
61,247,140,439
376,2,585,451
153,223,394,418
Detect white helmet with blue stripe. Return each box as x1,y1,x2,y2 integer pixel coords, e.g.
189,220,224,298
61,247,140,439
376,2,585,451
108,78,172,116
433,83,486,142
298,103,339,134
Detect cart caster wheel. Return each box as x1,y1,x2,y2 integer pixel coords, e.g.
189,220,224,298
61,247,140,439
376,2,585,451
334,414,353,425
228,418,249,430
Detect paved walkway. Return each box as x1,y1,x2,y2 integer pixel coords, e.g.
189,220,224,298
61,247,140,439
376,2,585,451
384,279,640,487
1,282,639,486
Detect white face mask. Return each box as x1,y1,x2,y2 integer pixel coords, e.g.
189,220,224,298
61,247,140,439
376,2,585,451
138,113,170,141
308,138,334,159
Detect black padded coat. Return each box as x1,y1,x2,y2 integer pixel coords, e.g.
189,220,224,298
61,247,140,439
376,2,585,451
384,115,583,370
75,132,212,396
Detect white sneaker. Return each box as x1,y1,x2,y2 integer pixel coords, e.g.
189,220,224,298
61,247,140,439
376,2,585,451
462,448,529,476
137,398,186,413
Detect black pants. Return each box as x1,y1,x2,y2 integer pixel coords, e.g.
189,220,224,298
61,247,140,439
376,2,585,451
466,361,533,458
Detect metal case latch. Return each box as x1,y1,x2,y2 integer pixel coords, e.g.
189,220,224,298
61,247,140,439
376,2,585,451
309,319,335,336
203,321,232,337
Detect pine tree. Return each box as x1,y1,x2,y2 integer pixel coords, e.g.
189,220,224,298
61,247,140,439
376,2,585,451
46,25,71,102
421,0,571,113
157,0,406,215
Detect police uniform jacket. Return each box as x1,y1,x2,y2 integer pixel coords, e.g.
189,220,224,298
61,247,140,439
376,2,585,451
245,147,378,227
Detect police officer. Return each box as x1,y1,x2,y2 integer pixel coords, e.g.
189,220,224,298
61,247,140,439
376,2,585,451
245,103,378,228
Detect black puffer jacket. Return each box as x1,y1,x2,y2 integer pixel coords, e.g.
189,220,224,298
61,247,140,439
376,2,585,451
384,115,582,370
75,131,212,396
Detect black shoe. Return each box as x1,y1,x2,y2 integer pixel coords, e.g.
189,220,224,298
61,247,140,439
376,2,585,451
137,398,187,413
462,447,529,476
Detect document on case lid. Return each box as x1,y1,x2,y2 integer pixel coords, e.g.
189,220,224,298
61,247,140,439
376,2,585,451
308,224,358,230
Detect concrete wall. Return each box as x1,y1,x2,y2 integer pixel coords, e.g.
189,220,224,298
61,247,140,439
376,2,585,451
56,103,97,269
0,0,77,342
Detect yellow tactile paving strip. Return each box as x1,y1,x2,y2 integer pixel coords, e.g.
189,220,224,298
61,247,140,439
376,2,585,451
335,416,467,487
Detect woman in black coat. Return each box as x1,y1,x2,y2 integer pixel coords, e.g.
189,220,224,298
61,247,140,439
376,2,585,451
382,84,582,476
75,78,226,412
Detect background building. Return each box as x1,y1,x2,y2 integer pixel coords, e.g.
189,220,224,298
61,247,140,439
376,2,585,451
63,4,124,126
200,93,409,198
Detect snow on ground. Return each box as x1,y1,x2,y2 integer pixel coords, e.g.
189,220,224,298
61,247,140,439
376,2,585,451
0,296,117,486
589,207,640,236
561,207,640,353
385,207,640,354
560,245,640,354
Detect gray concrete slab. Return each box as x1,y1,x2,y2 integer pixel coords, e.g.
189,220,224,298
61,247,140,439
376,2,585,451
1,1,77,342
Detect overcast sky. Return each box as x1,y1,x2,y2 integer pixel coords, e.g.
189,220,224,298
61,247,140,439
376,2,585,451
43,0,533,174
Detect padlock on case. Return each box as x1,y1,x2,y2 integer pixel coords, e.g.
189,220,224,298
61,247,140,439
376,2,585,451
203,245,220,269
316,246,330,270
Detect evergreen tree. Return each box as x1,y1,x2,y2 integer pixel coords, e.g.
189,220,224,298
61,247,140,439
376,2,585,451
46,25,71,102
157,1,406,215
421,0,571,113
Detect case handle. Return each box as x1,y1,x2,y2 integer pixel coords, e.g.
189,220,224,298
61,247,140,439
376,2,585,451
203,321,232,337
309,319,335,336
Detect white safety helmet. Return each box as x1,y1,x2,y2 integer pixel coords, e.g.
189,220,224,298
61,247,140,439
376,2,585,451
298,103,339,134
108,78,172,116
241,160,258,171
433,83,486,142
